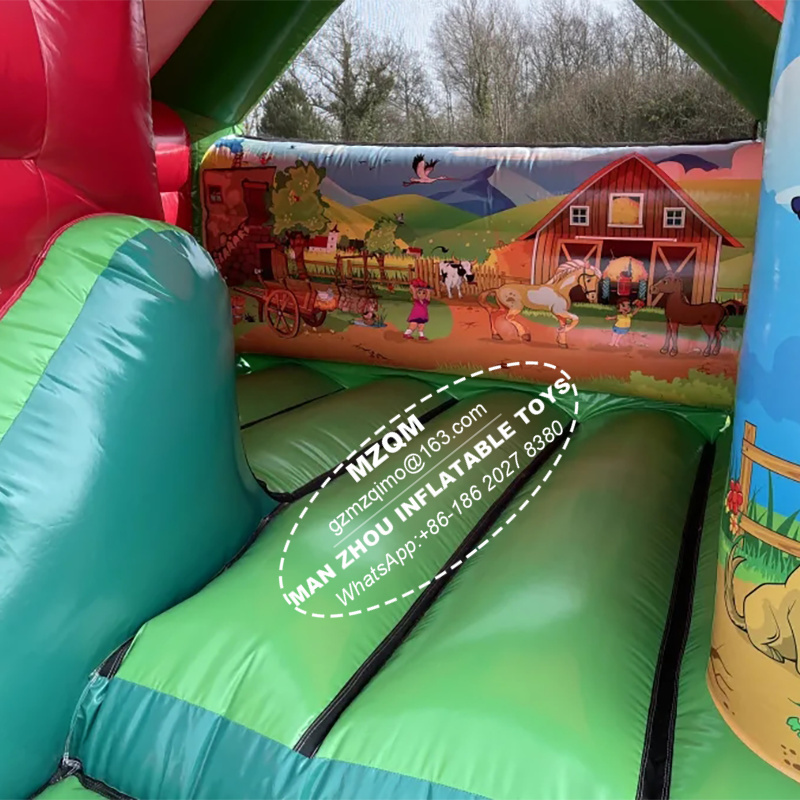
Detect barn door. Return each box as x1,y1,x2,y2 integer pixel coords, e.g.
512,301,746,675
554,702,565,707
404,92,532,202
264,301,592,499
648,244,697,307
559,239,603,271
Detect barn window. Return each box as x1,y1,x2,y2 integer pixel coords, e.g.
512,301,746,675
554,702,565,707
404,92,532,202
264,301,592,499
208,185,223,204
569,206,589,226
608,193,643,227
664,207,686,229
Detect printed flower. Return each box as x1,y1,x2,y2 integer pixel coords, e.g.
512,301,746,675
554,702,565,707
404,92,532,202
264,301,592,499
729,513,741,536
726,479,744,515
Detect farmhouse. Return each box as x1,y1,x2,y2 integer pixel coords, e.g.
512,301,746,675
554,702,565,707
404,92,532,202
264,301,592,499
308,225,340,254
201,166,287,285
519,153,743,305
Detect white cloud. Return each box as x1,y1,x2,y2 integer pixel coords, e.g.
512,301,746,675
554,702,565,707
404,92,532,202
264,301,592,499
763,54,800,201
775,186,800,207
448,146,607,162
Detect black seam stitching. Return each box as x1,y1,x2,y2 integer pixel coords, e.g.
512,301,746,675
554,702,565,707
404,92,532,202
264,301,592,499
74,769,136,800
258,397,458,503
239,386,345,430
293,425,573,757
635,442,716,800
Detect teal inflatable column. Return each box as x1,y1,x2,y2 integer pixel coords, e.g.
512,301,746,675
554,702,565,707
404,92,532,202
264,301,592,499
708,1,800,782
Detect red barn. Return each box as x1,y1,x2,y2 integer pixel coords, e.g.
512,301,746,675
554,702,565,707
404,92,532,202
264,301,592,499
519,153,742,305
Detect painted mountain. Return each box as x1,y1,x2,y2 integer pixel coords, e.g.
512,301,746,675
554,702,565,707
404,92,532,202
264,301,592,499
429,165,545,216
320,177,368,207
488,166,551,206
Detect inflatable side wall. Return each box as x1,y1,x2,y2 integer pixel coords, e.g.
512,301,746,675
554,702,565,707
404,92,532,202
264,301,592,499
200,137,761,410
707,0,800,779
0,3,266,797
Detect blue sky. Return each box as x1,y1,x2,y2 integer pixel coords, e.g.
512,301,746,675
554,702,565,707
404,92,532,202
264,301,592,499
729,27,800,516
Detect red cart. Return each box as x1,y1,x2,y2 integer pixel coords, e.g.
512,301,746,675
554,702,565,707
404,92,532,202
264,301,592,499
231,271,327,338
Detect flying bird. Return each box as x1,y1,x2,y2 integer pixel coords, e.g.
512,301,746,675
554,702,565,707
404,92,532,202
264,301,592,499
403,154,457,186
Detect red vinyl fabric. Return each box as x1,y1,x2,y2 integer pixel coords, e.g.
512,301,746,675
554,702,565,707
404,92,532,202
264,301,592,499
755,0,784,22
0,0,163,314
153,101,192,231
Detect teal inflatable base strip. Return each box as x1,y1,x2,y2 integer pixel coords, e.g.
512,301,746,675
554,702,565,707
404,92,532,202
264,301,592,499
72,678,486,800
295,424,572,757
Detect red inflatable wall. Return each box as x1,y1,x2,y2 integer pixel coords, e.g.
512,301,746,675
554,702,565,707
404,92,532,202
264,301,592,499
153,101,192,232
0,0,163,314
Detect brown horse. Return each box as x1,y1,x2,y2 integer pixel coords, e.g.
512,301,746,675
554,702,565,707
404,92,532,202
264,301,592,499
651,274,727,357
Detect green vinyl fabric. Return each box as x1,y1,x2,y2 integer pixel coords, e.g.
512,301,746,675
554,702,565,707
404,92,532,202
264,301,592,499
66,678,484,800
0,215,171,442
238,353,729,444
153,0,342,127
318,410,706,799
0,217,266,799
236,363,342,427
36,777,105,800
634,0,779,121
68,391,569,795
241,376,447,495
63,393,723,799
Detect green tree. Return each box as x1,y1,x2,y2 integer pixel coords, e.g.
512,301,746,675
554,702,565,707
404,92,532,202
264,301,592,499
270,160,330,280
300,8,400,141
253,76,331,141
365,217,399,282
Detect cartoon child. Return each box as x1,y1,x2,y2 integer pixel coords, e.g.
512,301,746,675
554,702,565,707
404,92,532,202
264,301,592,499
404,278,432,340
605,298,643,347
350,298,386,328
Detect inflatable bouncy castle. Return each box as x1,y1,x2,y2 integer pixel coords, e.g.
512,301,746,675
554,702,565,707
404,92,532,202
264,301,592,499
2,1,800,798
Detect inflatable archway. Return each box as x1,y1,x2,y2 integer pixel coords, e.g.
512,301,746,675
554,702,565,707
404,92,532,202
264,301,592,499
1,1,800,798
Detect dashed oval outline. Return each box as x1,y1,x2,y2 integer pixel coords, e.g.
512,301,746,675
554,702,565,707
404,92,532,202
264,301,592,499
278,361,579,619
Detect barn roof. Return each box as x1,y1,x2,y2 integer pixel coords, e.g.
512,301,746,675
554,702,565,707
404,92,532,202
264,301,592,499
519,153,743,247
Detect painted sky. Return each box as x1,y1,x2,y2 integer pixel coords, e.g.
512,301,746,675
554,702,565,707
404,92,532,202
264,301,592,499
258,139,754,208
729,19,800,515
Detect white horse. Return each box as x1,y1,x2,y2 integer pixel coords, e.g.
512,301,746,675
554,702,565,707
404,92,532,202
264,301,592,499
478,259,601,347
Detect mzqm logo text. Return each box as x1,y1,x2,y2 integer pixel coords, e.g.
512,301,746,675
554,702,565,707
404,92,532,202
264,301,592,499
278,363,578,619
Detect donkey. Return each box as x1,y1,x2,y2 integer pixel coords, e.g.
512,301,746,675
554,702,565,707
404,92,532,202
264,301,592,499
651,273,728,357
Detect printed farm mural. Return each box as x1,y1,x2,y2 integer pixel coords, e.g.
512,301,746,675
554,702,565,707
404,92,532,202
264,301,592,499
201,137,762,408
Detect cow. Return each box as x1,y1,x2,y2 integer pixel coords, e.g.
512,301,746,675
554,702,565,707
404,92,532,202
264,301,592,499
439,260,475,299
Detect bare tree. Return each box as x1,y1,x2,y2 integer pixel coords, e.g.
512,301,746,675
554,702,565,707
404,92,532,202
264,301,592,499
387,46,444,142
521,0,752,144
433,0,532,142
244,0,753,147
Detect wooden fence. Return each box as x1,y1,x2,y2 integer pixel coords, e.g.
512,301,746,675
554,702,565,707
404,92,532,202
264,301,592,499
717,284,750,304
738,422,800,557
413,258,506,297
301,255,507,297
